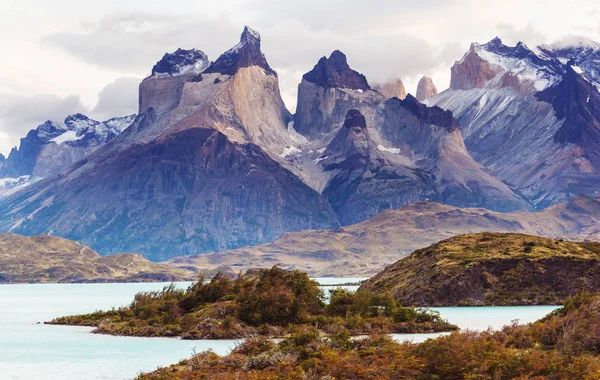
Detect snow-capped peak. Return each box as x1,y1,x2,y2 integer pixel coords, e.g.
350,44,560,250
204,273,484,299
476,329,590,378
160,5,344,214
34,114,136,146
203,26,277,77
151,48,210,77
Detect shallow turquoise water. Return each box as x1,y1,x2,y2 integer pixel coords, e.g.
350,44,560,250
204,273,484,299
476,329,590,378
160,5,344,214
0,281,560,380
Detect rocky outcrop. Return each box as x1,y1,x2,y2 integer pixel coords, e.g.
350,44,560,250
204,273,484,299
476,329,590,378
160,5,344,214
302,50,369,90
373,78,407,99
152,48,209,76
203,26,276,77
416,76,438,101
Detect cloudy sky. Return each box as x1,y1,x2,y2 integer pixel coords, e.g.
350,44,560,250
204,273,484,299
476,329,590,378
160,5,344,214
1,0,599,155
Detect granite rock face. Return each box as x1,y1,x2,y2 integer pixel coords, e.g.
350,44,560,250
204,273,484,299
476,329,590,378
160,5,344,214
373,78,407,99
416,76,438,101
294,51,382,138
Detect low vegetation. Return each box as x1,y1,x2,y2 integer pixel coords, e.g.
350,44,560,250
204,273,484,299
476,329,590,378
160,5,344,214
0,233,195,283
361,232,600,306
137,290,600,379
48,267,456,338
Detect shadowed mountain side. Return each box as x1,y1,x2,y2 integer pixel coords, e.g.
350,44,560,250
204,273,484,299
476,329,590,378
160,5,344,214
167,196,600,277
0,128,339,261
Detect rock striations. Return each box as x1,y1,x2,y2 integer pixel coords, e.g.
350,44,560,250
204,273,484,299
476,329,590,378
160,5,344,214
428,37,600,208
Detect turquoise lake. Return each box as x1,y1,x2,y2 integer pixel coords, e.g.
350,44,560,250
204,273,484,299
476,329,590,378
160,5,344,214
0,281,560,380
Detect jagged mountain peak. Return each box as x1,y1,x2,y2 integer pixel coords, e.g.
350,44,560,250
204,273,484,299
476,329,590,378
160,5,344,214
452,36,562,92
397,95,459,132
302,50,370,90
343,109,367,130
416,76,438,101
373,78,407,99
203,26,276,77
151,48,209,77
241,25,261,44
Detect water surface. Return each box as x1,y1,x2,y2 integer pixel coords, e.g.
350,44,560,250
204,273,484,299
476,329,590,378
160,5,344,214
0,281,560,380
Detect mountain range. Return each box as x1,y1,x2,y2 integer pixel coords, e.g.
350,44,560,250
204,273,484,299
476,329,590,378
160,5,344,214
0,28,599,270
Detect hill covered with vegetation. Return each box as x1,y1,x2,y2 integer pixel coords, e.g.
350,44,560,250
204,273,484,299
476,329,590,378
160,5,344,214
361,233,600,306
0,233,194,283
48,267,456,338
136,290,600,379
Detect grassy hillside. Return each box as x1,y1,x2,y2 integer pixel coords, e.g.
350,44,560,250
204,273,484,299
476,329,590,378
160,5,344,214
168,196,600,277
136,290,600,379
361,233,600,306
0,233,195,283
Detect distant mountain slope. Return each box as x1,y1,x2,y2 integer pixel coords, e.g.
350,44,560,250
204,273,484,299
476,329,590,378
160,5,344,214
360,233,600,306
0,113,135,198
0,233,194,283
168,196,600,277
427,37,600,208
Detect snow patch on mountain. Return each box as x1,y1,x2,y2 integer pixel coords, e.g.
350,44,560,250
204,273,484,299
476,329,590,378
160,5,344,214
50,130,84,144
377,145,401,154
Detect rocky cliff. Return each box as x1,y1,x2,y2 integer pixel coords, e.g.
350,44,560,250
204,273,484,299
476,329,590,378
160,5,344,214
294,51,383,138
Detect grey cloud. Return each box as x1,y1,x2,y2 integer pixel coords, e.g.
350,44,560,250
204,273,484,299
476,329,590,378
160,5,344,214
91,77,141,120
42,13,242,74
495,23,547,46
0,94,86,155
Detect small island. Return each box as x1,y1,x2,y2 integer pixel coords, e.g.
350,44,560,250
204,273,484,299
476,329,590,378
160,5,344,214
47,266,457,339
